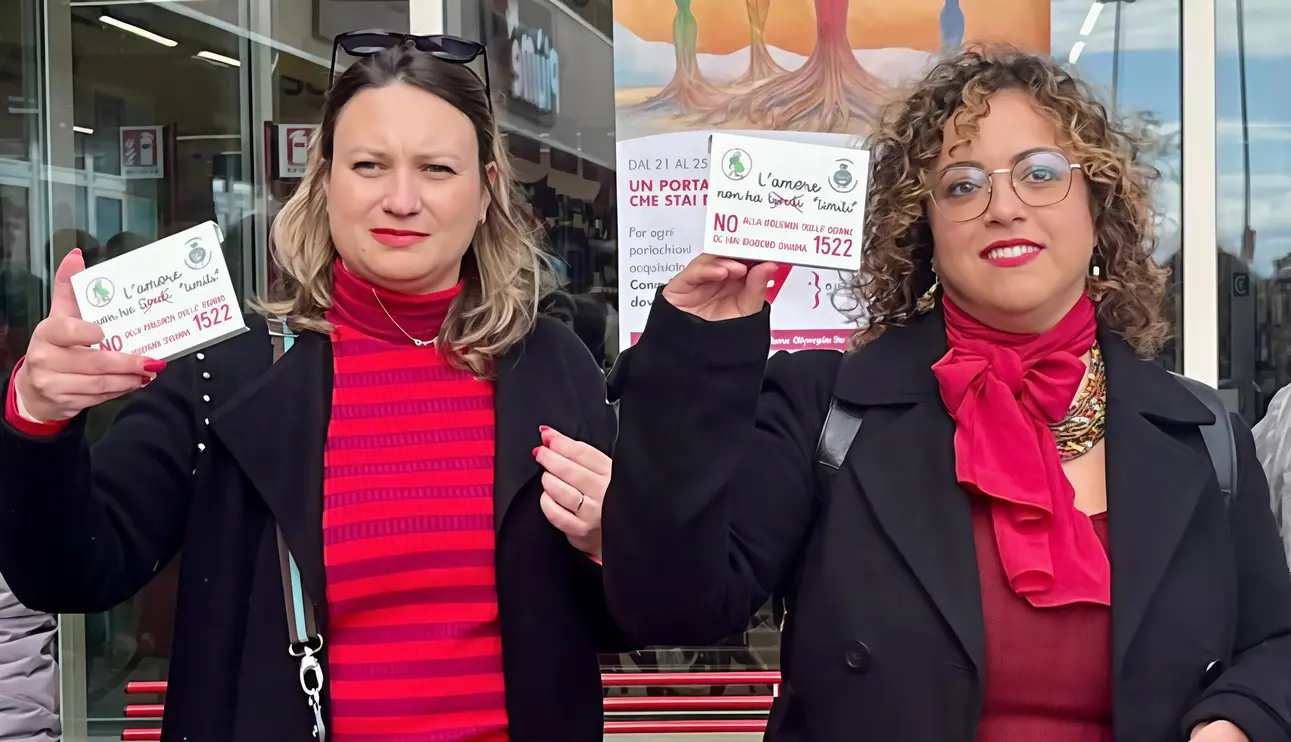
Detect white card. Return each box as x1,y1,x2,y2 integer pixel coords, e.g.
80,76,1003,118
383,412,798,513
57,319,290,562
703,132,870,272
71,220,248,361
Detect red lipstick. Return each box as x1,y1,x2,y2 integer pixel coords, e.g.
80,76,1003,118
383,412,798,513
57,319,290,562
981,238,1043,268
370,228,429,248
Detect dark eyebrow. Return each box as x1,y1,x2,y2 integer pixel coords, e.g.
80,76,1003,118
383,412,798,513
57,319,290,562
938,147,1064,175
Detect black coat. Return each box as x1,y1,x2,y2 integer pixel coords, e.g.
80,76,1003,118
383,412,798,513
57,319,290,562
603,296,1291,742
0,315,625,742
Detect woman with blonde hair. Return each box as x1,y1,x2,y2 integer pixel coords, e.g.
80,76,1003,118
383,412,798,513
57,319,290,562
0,33,624,741
603,47,1291,742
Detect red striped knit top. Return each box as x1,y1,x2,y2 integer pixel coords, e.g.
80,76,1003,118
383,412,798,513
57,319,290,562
323,260,508,742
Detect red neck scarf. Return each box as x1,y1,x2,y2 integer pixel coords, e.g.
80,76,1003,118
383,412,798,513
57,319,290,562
932,294,1110,608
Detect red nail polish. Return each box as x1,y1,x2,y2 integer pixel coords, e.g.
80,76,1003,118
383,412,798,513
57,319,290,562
532,447,541,457
539,425,551,433
143,359,166,373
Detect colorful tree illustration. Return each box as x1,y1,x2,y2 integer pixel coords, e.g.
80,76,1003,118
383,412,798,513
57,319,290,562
644,0,723,112
727,0,784,88
704,0,888,133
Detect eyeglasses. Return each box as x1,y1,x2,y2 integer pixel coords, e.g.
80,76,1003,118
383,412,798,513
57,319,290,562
329,30,491,111
930,150,1083,223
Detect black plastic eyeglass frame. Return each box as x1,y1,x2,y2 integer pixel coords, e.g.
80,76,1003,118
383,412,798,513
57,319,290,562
329,30,491,112
931,151,1083,223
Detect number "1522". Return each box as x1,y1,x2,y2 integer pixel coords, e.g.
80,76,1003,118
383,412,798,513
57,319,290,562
193,305,232,330
813,235,854,258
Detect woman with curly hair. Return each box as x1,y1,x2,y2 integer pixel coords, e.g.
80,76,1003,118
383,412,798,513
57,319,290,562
602,47,1291,742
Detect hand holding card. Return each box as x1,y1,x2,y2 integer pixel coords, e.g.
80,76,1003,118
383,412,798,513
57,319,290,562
15,220,247,423
14,249,163,423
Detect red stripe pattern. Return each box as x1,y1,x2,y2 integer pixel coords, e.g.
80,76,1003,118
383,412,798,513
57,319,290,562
323,263,508,741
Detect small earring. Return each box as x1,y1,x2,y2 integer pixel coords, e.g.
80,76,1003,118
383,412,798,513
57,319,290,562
915,273,940,314
1090,251,1102,278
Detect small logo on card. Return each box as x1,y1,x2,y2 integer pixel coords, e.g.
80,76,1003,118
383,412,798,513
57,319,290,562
722,148,751,181
830,159,858,193
86,277,115,308
184,239,211,271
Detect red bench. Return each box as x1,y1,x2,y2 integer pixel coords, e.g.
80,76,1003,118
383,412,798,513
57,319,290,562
121,671,782,739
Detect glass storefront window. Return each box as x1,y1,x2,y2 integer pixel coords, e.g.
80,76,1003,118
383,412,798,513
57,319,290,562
1076,0,1184,374
0,0,45,379
1217,0,1291,425
461,0,618,371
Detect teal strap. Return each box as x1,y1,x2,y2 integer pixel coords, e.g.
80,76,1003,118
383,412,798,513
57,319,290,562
281,318,296,351
288,555,309,644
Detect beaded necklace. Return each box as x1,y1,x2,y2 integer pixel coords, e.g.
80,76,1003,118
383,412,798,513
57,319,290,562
1050,343,1107,461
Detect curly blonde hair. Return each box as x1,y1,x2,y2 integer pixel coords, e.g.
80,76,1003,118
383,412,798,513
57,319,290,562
851,46,1169,357
257,45,556,377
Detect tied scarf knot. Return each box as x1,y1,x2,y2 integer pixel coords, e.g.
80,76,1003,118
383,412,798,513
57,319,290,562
987,346,1025,399
932,295,1110,608
936,347,1083,425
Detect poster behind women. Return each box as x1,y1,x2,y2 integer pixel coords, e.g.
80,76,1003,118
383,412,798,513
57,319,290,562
613,0,1049,352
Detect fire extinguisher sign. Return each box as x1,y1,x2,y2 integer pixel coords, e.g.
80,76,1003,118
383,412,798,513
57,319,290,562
120,125,165,179
277,124,319,179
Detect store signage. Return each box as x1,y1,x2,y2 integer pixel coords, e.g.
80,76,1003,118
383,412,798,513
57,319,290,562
276,124,319,179
487,0,560,122
120,126,164,179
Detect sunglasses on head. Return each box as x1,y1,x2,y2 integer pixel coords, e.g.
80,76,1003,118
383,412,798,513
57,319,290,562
329,30,491,110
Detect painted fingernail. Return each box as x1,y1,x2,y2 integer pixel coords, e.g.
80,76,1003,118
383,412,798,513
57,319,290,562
143,359,166,373
532,447,541,457
140,376,153,387
539,425,551,433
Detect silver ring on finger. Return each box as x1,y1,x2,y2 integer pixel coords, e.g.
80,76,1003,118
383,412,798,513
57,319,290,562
575,494,585,513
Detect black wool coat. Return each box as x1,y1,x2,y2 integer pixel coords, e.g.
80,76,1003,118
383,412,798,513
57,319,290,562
0,315,626,741
604,296,1291,742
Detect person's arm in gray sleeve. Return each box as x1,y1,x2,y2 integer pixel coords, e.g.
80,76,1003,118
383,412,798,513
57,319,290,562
0,571,59,742
1252,383,1291,568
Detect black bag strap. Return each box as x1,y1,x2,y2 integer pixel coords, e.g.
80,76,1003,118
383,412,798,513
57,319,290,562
268,317,326,741
815,398,864,477
776,398,866,630
1170,372,1238,506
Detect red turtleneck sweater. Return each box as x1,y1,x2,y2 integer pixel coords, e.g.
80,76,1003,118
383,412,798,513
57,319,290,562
324,262,507,741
